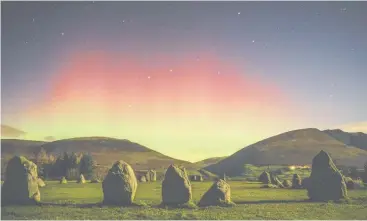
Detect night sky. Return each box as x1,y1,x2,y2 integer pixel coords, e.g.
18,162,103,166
1,1,367,161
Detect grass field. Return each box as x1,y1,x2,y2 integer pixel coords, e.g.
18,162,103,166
2,181,367,220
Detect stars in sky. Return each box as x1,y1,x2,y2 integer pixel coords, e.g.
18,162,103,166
61,32,65,36
169,69,173,72
252,40,255,43
237,12,241,15
147,76,151,79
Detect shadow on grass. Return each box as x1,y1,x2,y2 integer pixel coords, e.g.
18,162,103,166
38,202,145,208
234,199,312,205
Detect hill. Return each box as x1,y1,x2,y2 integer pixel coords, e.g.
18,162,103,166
1,125,26,138
324,129,367,151
1,137,197,171
194,157,227,168
1,139,47,158
205,128,367,176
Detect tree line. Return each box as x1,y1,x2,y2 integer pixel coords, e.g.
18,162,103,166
33,148,96,180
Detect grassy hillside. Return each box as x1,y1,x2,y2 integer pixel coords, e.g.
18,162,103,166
1,137,197,171
2,181,366,219
1,139,47,157
205,128,367,176
194,157,227,168
324,129,367,151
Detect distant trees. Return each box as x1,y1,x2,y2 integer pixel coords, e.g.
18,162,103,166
32,150,95,180
79,153,95,179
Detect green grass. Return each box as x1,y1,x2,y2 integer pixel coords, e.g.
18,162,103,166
2,181,367,220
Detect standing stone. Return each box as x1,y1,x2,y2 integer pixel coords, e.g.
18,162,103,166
292,174,302,189
198,175,204,182
139,175,147,182
344,177,355,190
259,171,271,184
1,156,41,205
102,160,138,205
302,177,310,189
307,150,347,201
60,176,68,184
198,179,235,207
270,174,284,188
162,165,192,206
77,174,86,184
148,170,157,182
282,180,292,188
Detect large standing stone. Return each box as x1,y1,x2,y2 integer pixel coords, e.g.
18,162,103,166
1,156,40,205
162,165,192,206
292,174,302,189
198,179,235,207
307,150,347,201
102,160,138,205
258,171,271,184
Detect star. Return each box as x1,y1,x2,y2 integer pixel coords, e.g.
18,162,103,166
252,40,255,43
122,20,125,23
61,32,65,36
169,69,173,72
24,40,28,44
147,76,151,79
237,12,241,15
32,18,35,22
329,94,333,98
128,104,132,108
217,71,221,75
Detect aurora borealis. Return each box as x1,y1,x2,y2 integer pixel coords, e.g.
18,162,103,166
2,2,366,161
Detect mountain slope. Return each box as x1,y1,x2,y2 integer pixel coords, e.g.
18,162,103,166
1,137,196,170
1,125,26,138
324,129,367,151
194,157,227,168
205,128,367,176
1,139,47,158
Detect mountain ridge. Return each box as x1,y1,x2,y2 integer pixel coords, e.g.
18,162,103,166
205,128,367,176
